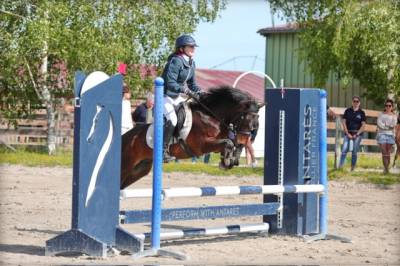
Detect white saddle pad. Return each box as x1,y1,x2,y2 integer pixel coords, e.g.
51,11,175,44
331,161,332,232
146,103,193,149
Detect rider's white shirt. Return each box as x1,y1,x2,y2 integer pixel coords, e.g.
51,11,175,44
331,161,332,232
121,99,133,135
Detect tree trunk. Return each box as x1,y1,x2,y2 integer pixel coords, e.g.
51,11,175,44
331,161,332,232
40,34,57,155
46,103,57,155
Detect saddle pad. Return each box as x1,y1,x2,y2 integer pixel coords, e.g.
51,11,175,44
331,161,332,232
146,103,193,149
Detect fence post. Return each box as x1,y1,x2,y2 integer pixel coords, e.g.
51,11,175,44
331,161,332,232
133,77,186,260
334,116,342,169
319,90,328,235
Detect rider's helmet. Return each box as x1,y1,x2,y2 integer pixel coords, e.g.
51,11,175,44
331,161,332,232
175,34,198,49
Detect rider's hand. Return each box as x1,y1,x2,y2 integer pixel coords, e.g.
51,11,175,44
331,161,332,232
184,89,199,100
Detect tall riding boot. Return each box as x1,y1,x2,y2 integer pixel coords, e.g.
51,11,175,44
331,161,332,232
163,120,176,163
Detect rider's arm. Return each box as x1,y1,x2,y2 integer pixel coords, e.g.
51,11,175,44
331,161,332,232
186,61,201,93
164,57,184,94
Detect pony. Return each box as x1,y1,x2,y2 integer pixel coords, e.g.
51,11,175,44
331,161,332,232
120,86,263,189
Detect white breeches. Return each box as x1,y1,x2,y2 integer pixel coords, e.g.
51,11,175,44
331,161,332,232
163,95,185,127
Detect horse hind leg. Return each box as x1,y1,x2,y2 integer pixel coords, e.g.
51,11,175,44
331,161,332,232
120,159,153,189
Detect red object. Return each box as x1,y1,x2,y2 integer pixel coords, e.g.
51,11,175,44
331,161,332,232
118,63,127,75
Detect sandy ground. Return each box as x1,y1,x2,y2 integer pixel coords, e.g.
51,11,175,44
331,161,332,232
0,164,399,265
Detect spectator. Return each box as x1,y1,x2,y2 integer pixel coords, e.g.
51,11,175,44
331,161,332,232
339,96,366,171
245,128,258,167
203,153,211,164
393,114,400,168
121,85,133,135
376,99,397,174
132,92,154,124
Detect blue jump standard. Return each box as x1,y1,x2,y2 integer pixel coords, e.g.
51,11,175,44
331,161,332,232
120,203,280,224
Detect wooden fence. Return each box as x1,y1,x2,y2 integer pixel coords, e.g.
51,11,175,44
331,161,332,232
1,105,382,159
0,107,74,148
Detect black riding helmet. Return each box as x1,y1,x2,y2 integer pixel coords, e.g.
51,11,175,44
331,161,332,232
175,34,198,49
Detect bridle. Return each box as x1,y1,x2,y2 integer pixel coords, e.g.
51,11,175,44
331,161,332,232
229,111,259,135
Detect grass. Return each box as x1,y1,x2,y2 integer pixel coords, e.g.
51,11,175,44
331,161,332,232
1,146,399,185
164,161,263,176
0,146,72,167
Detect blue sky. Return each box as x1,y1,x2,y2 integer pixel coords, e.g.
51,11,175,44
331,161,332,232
193,0,285,72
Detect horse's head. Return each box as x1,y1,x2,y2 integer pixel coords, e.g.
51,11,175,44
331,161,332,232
194,86,264,143
231,100,264,145
191,86,264,169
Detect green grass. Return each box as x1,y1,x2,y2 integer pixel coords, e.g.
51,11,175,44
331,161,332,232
164,161,263,176
0,147,72,167
328,168,400,186
1,147,399,185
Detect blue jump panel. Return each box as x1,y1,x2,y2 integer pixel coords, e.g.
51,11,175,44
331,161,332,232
121,203,280,224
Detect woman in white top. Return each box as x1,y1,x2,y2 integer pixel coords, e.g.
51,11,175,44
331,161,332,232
376,99,397,173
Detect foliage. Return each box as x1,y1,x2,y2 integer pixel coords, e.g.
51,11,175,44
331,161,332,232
0,0,225,120
0,0,225,153
269,0,400,104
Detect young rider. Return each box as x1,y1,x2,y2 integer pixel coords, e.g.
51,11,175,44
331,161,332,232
161,34,203,162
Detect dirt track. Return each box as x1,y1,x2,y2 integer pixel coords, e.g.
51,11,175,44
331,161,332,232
1,164,399,265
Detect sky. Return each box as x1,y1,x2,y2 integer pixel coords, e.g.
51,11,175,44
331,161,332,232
193,0,285,73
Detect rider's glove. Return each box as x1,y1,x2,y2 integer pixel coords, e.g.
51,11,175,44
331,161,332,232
184,89,200,101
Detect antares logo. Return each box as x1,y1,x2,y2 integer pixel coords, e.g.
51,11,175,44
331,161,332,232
303,104,318,181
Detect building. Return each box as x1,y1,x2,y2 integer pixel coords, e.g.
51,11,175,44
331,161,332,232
258,24,376,109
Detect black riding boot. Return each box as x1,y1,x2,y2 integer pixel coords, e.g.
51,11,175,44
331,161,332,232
163,120,176,163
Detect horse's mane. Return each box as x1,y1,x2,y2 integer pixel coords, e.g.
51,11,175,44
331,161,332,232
190,86,258,113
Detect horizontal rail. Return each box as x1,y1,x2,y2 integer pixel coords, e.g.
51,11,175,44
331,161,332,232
120,203,280,224
132,223,269,241
120,184,325,199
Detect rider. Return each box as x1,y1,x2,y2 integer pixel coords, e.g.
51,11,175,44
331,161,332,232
161,34,203,162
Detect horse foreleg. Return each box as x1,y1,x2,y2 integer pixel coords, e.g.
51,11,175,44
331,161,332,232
202,138,234,154
234,144,244,166
201,138,236,169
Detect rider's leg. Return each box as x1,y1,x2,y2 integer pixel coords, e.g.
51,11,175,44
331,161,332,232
163,119,176,162
163,97,178,162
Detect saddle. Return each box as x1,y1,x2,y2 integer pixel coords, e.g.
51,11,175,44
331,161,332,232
145,102,193,149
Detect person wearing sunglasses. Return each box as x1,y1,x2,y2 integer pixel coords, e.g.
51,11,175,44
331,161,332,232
376,99,397,174
161,34,203,162
339,96,366,171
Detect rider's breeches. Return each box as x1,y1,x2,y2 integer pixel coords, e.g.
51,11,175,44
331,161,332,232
163,95,184,127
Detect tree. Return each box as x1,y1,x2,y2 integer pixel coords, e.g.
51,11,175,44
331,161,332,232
268,0,400,104
0,0,225,154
